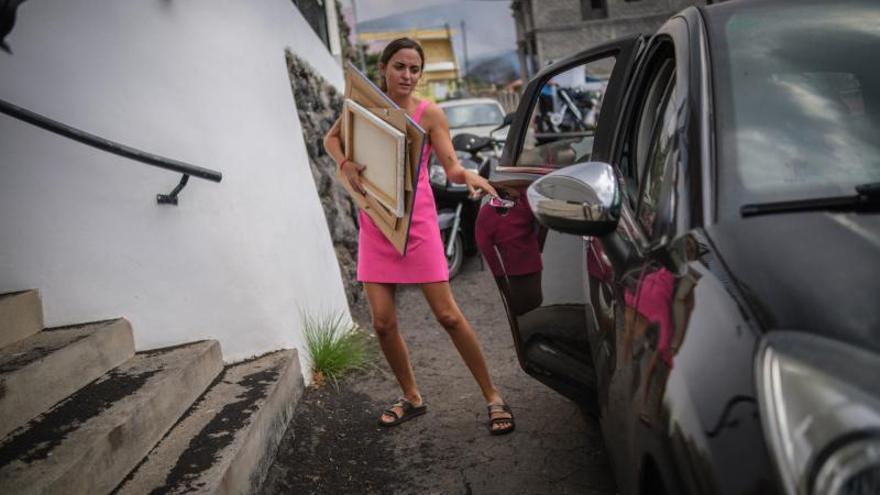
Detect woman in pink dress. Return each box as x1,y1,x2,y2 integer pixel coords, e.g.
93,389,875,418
323,38,514,435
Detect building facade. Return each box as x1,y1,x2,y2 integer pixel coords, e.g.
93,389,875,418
0,0,351,373
359,27,461,101
512,0,707,80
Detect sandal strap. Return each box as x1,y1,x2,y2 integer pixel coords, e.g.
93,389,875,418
488,403,514,426
486,402,515,435
383,408,402,419
487,403,512,414
384,397,416,419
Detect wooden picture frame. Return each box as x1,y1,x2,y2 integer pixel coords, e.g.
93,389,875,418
339,63,426,256
343,98,406,218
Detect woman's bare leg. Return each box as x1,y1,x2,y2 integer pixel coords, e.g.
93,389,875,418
420,282,512,431
363,282,423,422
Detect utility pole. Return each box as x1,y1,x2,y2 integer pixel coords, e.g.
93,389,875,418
460,20,470,76
460,20,470,91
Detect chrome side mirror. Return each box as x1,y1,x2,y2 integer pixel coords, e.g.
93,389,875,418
526,161,621,236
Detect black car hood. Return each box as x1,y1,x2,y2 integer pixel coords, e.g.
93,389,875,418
705,211,880,354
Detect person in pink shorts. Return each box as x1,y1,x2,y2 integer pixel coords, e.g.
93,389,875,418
323,38,514,435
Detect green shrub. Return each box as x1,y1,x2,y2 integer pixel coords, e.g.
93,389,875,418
301,311,371,387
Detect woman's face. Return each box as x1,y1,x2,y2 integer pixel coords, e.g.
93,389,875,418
381,48,423,98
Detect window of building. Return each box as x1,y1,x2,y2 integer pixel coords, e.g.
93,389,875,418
581,0,608,20
293,0,330,49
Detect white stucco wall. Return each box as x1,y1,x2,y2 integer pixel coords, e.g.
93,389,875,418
0,0,348,371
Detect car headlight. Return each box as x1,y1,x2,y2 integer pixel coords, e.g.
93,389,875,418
430,163,447,186
756,332,880,495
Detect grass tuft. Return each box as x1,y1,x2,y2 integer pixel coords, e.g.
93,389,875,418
302,311,371,387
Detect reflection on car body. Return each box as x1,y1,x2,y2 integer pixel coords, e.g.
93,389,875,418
477,1,880,494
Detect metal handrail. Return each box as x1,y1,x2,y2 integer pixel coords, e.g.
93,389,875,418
0,97,222,205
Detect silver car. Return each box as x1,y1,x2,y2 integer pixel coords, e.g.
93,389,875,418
438,97,508,140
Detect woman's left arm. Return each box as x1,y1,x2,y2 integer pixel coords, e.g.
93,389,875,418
426,104,498,198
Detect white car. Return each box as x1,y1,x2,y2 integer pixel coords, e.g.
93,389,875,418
438,98,508,141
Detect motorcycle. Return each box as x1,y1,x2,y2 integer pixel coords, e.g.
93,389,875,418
430,120,508,279
537,85,601,135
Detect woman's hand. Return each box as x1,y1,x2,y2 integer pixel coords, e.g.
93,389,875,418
419,102,497,199
341,160,367,195
324,118,367,195
323,118,367,196
463,169,498,199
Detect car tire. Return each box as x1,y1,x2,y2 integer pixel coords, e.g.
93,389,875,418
444,231,463,280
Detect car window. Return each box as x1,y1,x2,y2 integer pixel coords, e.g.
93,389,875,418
709,0,880,218
637,75,677,241
515,56,615,169
616,50,675,208
633,60,675,183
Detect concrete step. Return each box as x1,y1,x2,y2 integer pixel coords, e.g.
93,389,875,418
0,340,223,495
116,349,304,495
0,290,43,350
0,319,135,439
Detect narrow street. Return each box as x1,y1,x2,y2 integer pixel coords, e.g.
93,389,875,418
261,256,616,495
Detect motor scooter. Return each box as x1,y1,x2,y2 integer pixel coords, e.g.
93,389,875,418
538,85,600,134
430,119,508,278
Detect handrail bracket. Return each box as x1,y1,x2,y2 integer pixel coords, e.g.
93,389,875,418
157,174,190,205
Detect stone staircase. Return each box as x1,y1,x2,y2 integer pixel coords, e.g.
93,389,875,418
0,289,304,494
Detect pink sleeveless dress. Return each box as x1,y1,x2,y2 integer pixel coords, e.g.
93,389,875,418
357,99,448,283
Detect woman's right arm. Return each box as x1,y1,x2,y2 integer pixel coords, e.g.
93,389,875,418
323,117,366,195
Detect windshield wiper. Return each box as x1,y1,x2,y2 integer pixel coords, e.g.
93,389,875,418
740,182,880,217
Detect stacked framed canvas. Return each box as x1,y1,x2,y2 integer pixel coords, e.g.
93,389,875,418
339,63,426,256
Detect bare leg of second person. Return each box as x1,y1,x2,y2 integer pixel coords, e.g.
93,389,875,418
420,282,513,433
363,282,424,424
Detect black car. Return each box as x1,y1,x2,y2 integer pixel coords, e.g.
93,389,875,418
476,1,880,494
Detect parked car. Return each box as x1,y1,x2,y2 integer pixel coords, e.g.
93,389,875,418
477,1,880,494
438,97,508,141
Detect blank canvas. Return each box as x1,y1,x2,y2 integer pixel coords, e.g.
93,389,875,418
344,98,406,218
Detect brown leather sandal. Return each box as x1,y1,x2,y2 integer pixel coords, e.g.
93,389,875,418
487,403,515,435
378,397,427,427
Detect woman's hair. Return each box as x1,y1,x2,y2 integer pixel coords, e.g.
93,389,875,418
379,37,425,91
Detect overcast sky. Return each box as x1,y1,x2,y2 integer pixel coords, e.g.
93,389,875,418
345,0,509,22
339,0,516,62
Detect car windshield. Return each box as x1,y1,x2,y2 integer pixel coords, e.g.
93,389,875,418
709,0,880,218
443,103,504,129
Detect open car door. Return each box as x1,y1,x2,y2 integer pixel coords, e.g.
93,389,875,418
476,35,642,407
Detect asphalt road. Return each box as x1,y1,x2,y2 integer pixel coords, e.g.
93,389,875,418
261,255,616,495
